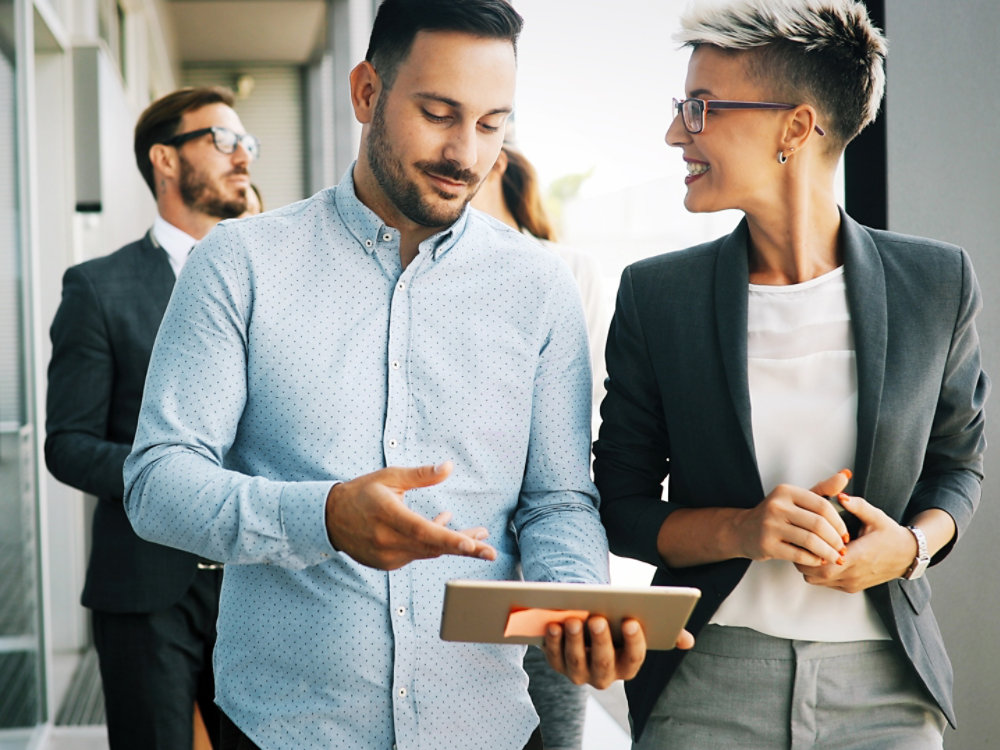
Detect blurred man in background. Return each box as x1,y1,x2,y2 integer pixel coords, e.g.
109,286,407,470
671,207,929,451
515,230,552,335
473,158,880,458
46,85,257,749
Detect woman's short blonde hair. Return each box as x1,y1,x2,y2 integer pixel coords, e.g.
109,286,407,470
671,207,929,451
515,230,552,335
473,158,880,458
677,0,887,148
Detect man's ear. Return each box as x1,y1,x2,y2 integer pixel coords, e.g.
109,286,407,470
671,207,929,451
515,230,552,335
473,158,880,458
492,148,509,177
350,61,381,124
149,143,178,182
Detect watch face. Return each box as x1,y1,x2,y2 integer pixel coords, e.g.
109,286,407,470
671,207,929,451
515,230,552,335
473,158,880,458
906,559,929,580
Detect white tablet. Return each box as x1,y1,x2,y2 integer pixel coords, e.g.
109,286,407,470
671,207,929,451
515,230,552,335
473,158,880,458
440,580,700,650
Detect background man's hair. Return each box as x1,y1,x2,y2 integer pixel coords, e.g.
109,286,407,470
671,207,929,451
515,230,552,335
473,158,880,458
677,0,887,148
134,86,236,196
366,0,523,90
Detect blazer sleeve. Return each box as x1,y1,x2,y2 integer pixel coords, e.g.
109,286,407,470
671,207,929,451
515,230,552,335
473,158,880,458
907,248,989,563
594,265,675,568
45,265,131,499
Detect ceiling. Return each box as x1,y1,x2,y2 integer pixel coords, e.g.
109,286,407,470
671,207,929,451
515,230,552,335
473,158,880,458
165,0,327,64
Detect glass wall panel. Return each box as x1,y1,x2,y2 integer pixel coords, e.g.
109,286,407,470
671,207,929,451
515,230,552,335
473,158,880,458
0,0,42,735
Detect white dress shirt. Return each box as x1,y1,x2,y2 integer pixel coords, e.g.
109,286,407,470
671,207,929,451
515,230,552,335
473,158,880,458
152,214,198,278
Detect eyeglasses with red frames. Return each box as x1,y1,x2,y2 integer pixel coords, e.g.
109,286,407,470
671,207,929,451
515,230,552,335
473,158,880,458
672,97,826,137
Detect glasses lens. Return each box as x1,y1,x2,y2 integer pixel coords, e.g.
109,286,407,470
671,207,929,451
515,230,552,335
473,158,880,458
242,134,260,160
211,128,260,160
212,127,238,153
682,99,704,133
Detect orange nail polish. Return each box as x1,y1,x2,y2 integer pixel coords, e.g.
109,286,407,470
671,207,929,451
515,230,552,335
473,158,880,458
840,548,847,556
840,469,853,479
838,493,849,502
842,534,850,545
836,557,845,566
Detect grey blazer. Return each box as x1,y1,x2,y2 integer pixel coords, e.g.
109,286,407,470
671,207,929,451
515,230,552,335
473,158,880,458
45,231,200,613
594,210,988,739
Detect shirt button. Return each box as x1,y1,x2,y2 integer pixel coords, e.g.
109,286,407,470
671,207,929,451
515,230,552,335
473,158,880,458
383,232,392,242
391,360,400,370
364,239,373,248
388,438,398,448
397,687,407,698
396,606,406,616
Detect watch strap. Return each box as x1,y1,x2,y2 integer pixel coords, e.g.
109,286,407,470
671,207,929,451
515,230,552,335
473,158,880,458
903,525,930,580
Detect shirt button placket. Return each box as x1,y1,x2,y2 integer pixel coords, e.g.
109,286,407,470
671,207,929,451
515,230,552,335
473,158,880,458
385,259,417,744
385,262,413,462
388,568,417,744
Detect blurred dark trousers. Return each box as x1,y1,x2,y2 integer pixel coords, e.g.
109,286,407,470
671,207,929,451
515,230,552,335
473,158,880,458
220,711,263,750
92,567,222,749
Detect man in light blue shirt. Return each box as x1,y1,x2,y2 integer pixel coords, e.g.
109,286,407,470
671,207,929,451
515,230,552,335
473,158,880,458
124,1,653,747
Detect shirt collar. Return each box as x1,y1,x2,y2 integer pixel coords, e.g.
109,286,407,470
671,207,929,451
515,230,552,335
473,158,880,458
334,163,468,261
152,214,199,270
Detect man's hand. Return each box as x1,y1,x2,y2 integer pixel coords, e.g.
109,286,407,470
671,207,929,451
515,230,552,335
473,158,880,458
541,616,693,690
325,461,496,570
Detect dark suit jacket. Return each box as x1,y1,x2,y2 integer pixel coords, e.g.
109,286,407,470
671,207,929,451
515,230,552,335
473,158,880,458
46,231,200,613
594,210,988,738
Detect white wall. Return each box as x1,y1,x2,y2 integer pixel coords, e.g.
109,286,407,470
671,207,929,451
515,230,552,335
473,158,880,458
884,3,1000,748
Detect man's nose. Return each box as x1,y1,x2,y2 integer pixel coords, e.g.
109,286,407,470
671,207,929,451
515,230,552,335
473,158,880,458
442,124,478,169
232,139,253,166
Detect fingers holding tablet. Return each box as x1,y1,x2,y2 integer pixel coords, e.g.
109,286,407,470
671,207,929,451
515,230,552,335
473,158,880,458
542,615,648,688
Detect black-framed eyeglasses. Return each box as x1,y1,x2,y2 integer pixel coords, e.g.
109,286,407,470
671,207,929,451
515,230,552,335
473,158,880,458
160,126,261,160
672,97,826,137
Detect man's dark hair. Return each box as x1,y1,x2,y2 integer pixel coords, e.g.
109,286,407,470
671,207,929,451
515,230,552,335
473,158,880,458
134,86,236,197
366,0,523,89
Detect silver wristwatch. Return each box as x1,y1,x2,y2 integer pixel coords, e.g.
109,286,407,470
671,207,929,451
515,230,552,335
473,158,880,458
903,526,930,580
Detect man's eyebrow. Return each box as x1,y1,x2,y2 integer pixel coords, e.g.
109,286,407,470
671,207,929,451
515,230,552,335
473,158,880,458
689,88,714,99
414,92,512,116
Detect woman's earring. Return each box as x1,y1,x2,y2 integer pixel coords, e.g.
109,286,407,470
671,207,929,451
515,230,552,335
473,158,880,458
777,150,788,164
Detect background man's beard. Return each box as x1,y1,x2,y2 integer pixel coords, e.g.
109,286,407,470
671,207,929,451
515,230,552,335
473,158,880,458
367,100,479,228
179,158,248,219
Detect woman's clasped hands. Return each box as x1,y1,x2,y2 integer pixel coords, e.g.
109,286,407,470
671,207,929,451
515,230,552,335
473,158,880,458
734,469,919,594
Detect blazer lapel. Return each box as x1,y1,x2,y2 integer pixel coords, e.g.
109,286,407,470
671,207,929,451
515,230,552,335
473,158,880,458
840,210,887,496
714,219,758,472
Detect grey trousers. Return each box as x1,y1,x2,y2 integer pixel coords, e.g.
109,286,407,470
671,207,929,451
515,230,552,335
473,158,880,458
634,624,946,750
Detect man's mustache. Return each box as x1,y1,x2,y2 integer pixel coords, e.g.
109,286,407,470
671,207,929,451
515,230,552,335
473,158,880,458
416,160,478,186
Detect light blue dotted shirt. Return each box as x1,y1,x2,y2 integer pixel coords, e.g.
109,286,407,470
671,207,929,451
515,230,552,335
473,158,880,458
124,167,610,750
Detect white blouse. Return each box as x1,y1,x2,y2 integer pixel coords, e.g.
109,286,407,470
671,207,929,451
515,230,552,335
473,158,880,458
709,266,890,642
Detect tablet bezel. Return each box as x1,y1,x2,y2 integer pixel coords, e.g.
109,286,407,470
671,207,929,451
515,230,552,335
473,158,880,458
439,580,700,650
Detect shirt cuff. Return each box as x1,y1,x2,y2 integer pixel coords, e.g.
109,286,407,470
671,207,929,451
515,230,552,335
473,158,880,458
278,480,338,568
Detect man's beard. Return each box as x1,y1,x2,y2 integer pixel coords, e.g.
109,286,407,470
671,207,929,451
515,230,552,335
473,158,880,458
179,153,248,219
367,97,480,228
